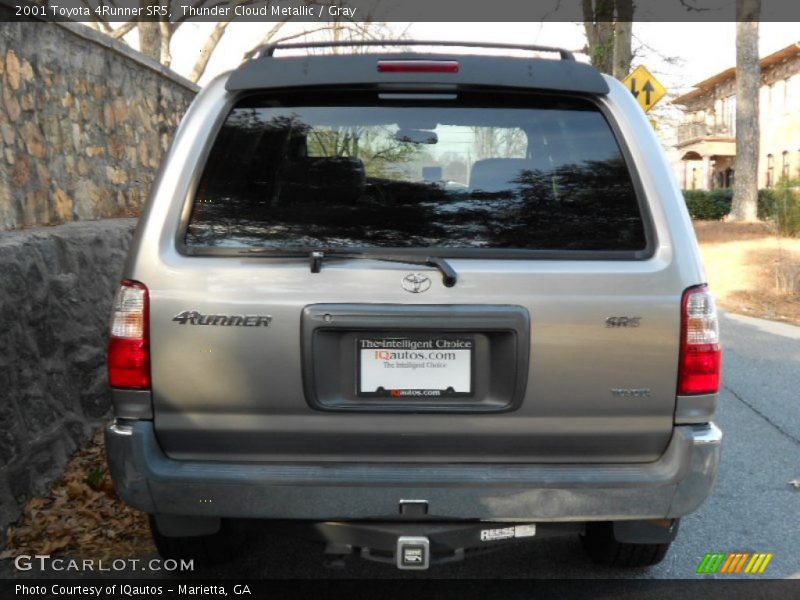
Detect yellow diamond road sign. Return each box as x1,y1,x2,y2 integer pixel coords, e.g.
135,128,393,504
623,65,666,113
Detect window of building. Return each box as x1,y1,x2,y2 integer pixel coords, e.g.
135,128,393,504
719,96,736,134
773,80,785,113
725,168,734,188
782,151,790,181
766,154,774,188
792,76,800,109
784,78,792,111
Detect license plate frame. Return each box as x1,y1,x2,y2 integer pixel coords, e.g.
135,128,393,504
356,334,475,399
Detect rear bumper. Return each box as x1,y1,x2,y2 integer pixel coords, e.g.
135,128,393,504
106,420,721,521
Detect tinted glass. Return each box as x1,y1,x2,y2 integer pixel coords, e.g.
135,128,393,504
186,96,646,253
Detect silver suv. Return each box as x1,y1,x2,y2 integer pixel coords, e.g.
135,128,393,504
105,41,722,570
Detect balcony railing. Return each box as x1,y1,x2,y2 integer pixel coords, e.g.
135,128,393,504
677,122,735,145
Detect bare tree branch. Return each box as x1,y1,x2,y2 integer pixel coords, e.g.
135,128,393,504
677,0,712,12
189,20,231,82
159,19,172,67
170,0,214,33
110,21,138,39
241,18,295,61
80,0,113,34
631,33,684,67
269,24,344,45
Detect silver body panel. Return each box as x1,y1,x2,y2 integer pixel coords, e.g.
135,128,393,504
109,55,719,522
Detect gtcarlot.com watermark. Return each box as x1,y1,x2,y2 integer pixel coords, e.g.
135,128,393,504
14,554,194,573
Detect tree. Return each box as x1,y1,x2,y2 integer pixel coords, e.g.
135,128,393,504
80,1,386,84
471,127,527,161
611,1,633,80
80,0,272,81
729,0,761,222
581,0,634,79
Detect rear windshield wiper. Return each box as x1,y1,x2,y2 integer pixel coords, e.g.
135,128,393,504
310,251,457,288
238,248,457,287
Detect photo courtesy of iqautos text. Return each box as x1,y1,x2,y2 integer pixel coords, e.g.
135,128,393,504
1,0,799,595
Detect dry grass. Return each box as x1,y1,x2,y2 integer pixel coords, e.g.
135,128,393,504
694,221,800,326
1,429,153,561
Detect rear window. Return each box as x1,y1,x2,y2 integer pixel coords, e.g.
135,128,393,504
185,93,647,254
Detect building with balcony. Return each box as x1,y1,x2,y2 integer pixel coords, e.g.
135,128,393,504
673,42,800,190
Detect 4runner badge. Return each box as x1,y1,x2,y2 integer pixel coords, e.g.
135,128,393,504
401,273,431,293
172,311,272,327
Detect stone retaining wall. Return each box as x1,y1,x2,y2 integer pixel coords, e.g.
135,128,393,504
0,7,197,230
0,219,137,534
0,6,199,536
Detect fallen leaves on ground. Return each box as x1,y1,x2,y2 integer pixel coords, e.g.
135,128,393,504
1,428,154,561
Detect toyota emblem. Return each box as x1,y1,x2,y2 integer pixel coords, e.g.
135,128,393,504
401,273,431,293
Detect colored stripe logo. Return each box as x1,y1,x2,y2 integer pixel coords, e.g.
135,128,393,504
697,552,773,574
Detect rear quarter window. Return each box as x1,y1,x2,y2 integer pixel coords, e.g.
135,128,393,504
184,93,648,256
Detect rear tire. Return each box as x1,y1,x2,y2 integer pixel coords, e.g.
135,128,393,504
149,516,246,566
580,522,670,568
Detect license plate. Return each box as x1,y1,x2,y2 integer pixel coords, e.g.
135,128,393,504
357,336,473,398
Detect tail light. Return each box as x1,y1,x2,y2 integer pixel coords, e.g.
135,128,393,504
377,60,460,73
678,285,721,395
108,280,150,389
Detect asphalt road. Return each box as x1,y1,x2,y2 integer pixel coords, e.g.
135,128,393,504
3,313,799,581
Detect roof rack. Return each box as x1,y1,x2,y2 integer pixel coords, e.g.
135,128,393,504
254,40,575,61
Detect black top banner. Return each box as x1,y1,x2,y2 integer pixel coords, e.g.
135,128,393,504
5,0,800,23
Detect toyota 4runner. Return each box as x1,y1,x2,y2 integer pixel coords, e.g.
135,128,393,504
105,41,722,570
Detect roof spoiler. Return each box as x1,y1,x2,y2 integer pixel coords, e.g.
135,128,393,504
226,40,608,96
